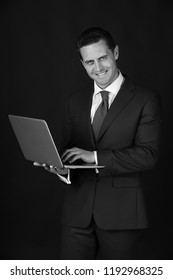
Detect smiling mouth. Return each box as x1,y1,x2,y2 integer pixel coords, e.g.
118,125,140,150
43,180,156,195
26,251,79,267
96,70,108,77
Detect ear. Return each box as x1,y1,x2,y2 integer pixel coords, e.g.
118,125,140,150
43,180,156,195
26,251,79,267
114,45,119,60
80,59,86,69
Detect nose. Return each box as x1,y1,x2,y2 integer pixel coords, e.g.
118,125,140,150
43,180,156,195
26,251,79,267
95,61,103,72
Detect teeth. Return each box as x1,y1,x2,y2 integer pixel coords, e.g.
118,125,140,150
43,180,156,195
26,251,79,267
97,72,106,76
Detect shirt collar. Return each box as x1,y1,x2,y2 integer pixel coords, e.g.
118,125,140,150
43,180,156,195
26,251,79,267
94,70,124,96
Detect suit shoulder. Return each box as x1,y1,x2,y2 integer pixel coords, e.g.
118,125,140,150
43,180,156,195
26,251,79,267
68,85,93,105
129,79,161,102
69,85,92,97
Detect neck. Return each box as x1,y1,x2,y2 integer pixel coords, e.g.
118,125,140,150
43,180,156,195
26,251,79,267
96,71,119,89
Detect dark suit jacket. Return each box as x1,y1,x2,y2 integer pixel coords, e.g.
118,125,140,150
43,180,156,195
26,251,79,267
60,77,162,230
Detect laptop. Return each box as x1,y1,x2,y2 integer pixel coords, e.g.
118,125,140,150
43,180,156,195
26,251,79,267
8,115,104,169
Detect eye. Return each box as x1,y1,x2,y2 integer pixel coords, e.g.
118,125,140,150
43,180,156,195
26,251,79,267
100,55,107,61
85,60,94,66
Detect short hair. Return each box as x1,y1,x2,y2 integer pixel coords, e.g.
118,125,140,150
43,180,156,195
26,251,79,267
76,27,116,60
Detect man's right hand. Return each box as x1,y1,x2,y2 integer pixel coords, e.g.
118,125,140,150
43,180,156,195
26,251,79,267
33,162,68,175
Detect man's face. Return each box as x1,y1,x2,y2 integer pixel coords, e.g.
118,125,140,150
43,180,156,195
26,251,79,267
80,39,119,89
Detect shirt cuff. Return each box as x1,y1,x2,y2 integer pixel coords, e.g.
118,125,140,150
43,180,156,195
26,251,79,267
56,169,71,184
94,151,98,164
94,151,99,174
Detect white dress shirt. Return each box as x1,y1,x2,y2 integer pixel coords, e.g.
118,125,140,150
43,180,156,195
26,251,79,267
91,71,124,165
91,71,124,123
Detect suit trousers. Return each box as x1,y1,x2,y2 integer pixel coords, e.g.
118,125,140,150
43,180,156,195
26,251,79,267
60,216,143,260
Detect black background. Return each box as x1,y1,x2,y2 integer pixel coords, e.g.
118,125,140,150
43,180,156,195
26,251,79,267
1,0,173,259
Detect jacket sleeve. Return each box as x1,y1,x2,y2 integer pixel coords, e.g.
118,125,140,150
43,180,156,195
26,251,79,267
59,96,74,156
97,92,162,176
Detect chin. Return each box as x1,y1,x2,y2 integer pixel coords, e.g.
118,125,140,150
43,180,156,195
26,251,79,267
97,79,109,86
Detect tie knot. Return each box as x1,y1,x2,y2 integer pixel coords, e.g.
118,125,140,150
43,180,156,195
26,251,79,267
100,90,109,100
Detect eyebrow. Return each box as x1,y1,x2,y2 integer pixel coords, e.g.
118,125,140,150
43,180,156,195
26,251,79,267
84,59,94,64
84,55,108,64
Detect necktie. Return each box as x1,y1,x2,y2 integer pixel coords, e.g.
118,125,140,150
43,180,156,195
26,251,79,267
92,90,109,139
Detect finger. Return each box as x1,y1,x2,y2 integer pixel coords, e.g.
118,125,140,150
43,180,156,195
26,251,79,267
46,165,56,174
33,162,44,167
50,165,57,171
43,164,52,171
62,147,79,158
33,162,40,166
63,150,81,162
56,168,68,175
62,151,73,162
68,154,82,163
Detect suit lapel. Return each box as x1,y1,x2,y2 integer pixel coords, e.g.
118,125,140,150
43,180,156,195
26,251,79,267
97,78,136,142
80,87,96,147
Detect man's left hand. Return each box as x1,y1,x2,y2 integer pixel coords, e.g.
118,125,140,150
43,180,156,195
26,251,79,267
62,147,95,164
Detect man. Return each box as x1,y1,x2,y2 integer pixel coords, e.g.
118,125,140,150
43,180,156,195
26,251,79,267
36,27,162,259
